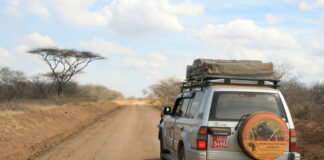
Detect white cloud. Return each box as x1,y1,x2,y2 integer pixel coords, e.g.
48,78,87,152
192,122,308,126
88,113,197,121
80,38,136,56
299,0,324,10
282,0,294,3
26,1,49,19
266,14,284,24
26,32,56,47
13,45,30,54
121,52,189,83
4,0,49,19
13,45,45,65
4,0,23,16
51,0,109,26
149,52,167,62
195,19,324,84
105,0,204,35
0,47,16,66
4,0,108,25
229,46,265,61
321,15,324,33
122,57,164,83
123,57,150,69
166,1,204,16
0,45,48,76
3,0,204,34
196,19,299,49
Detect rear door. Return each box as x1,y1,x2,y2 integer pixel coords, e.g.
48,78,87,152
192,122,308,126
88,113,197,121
206,92,288,159
165,98,183,150
186,91,205,148
173,97,192,151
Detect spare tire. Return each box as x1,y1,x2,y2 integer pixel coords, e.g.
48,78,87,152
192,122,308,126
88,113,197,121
238,112,289,160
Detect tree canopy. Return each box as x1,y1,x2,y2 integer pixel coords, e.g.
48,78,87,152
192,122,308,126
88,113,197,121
28,47,105,101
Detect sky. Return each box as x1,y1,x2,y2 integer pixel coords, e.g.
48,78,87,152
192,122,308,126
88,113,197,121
0,0,323,97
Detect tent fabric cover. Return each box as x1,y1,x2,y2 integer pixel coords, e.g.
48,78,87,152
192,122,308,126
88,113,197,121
186,59,274,79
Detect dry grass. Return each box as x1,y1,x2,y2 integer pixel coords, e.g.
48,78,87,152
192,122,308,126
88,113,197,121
0,110,25,117
0,100,119,160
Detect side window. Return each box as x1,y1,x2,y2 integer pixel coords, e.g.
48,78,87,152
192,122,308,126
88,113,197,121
180,98,191,117
187,92,204,118
174,99,184,116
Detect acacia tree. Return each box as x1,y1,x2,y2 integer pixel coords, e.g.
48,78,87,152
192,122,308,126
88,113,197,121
28,48,105,102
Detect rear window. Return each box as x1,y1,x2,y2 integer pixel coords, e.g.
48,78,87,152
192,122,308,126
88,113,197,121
209,92,286,121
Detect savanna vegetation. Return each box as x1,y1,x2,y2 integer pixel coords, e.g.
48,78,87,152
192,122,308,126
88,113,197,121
0,48,124,159
0,48,123,111
28,48,105,102
143,77,182,107
0,67,123,111
274,64,324,122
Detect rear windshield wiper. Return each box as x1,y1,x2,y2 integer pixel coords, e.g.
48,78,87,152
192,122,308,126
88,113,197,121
234,114,250,131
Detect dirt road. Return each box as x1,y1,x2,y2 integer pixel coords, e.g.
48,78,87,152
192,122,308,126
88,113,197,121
36,105,160,160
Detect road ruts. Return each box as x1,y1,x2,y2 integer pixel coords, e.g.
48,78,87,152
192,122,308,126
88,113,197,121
36,105,160,160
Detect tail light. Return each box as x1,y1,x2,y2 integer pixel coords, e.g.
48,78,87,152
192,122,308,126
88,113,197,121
289,129,297,152
197,127,208,150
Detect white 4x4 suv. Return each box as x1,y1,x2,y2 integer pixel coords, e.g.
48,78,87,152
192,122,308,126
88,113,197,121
159,60,300,160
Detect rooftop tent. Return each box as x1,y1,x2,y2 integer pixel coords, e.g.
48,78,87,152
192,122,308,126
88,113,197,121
186,59,274,79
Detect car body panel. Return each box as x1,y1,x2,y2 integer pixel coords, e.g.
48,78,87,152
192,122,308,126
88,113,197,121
159,85,300,160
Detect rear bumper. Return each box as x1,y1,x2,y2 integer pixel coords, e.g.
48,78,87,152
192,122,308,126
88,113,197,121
186,148,206,160
190,150,300,160
289,152,301,160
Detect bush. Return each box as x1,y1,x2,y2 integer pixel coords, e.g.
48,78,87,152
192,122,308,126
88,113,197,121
75,85,123,102
279,78,323,122
143,77,182,106
0,67,123,109
0,101,29,111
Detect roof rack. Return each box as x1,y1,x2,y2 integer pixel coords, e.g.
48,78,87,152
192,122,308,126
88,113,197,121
181,74,280,92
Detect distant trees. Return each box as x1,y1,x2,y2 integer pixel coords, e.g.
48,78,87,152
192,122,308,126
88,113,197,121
0,67,29,101
77,85,123,101
143,77,182,106
28,48,105,102
31,74,53,99
0,67,123,108
273,63,291,80
273,64,324,122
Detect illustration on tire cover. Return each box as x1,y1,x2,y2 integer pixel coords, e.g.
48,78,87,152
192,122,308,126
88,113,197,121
239,112,289,160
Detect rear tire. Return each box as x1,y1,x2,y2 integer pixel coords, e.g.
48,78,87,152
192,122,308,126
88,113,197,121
237,112,289,160
178,145,185,160
160,133,167,160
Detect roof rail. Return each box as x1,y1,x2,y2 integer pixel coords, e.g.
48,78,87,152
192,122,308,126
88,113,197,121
181,74,280,92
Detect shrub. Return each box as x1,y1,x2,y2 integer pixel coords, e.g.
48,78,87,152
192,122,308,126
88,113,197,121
143,77,182,106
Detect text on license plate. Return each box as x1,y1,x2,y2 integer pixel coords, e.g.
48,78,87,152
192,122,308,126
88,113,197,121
212,135,227,148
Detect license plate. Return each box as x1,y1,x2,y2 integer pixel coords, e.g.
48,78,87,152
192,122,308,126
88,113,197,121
212,135,227,148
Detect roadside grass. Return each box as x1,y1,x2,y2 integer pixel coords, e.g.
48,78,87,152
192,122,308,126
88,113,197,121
0,99,91,117
0,96,111,112
0,100,119,159
0,101,62,117
0,101,30,111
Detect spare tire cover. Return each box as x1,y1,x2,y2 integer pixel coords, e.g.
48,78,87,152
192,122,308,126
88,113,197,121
238,112,289,160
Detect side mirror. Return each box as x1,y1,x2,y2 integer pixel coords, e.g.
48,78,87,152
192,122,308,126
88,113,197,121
161,106,172,117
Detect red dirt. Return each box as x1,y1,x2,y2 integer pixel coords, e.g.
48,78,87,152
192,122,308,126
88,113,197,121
35,105,160,160
0,99,322,160
0,101,119,160
294,119,324,160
